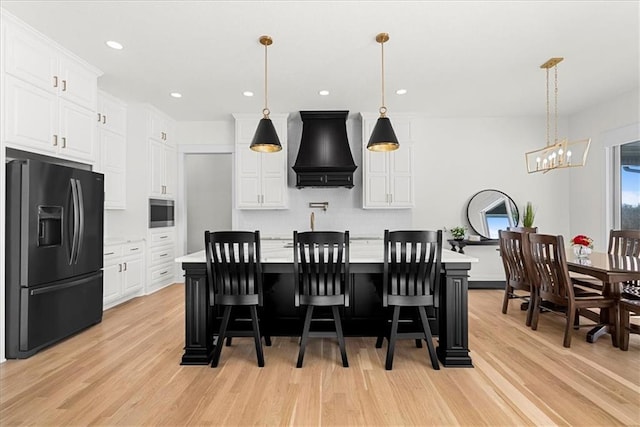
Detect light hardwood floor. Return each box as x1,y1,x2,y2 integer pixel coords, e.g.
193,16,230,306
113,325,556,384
1,284,638,426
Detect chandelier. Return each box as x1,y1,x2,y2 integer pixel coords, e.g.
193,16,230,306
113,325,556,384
525,57,590,173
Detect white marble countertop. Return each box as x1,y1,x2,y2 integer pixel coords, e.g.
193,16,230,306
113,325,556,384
175,239,478,264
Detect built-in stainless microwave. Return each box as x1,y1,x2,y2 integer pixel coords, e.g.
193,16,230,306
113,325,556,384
149,198,175,228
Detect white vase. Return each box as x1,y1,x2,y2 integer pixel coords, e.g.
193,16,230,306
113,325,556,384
573,245,592,258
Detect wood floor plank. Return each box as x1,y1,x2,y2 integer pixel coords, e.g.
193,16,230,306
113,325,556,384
1,284,638,426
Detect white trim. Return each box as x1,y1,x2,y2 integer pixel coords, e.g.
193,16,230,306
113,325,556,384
177,144,234,256
602,122,640,148
602,122,640,233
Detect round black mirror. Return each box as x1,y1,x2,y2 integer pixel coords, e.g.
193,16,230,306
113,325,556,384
466,189,519,239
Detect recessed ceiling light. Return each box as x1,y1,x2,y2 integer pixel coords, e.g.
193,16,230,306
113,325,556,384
170,92,182,98
396,89,408,95
243,91,254,97
319,90,330,96
106,40,123,50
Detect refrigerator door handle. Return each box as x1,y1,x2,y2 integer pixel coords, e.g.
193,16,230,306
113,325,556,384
75,179,85,265
69,178,80,265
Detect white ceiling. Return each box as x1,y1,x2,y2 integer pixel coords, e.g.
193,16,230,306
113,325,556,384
2,1,638,122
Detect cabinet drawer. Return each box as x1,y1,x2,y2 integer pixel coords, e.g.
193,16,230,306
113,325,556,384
150,229,175,245
150,246,175,266
103,245,123,264
123,242,144,257
150,265,174,284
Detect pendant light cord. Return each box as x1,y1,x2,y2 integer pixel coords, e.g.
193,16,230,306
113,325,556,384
380,39,387,117
554,64,558,145
263,41,269,118
545,67,550,147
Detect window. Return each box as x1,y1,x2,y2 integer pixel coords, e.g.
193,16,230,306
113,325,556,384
615,141,640,229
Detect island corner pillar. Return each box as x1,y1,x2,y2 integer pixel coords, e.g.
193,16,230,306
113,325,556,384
180,262,213,365
437,261,474,367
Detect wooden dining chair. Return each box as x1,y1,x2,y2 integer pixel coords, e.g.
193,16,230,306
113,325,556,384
524,233,618,348
611,230,640,346
375,230,441,370
205,230,269,367
609,229,640,257
293,231,350,368
499,229,535,326
619,298,640,350
573,229,640,292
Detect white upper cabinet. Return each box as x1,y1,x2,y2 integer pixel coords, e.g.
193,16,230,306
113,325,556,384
97,91,127,135
233,114,288,209
150,109,175,146
58,54,98,109
4,19,58,91
2,12,101,164
146,107,176,198
361,113,415,209
97,91,127,209
127,104,176,200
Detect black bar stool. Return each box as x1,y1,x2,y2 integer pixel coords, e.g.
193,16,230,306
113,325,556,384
205,230,269,367
376,229,441,370
293,231,350,368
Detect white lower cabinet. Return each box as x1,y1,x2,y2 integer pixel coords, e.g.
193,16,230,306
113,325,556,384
103,240,145,309
147,228,177,294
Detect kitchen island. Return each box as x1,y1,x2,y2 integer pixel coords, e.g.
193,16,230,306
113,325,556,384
176,239,478,368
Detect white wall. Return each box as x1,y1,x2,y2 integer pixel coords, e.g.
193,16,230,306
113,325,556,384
178,121,233,146
410,116,570,236
568,89,640,251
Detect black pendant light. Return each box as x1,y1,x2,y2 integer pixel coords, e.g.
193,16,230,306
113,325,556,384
367,33,399,152
250,35,282,153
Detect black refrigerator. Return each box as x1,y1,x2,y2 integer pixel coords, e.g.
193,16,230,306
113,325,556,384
5,159,104,359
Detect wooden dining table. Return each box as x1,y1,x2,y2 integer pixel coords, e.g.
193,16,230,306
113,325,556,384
566,250,640,344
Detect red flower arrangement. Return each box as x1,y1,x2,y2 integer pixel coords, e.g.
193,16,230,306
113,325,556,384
571,234,593,248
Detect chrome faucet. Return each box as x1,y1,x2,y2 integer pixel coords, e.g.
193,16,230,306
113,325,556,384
310,212,315,232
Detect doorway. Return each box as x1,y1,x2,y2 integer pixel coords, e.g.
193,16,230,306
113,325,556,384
184,153,232,253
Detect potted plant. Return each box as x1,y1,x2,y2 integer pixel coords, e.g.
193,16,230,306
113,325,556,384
522,202,535,228
449,226,467,241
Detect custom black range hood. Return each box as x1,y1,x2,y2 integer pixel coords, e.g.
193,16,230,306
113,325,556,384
292,111,357,188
